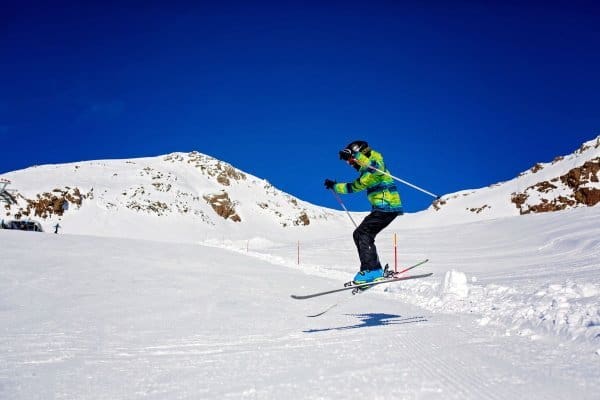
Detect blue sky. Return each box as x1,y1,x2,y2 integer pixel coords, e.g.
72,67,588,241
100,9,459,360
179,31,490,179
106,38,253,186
1,1,599,212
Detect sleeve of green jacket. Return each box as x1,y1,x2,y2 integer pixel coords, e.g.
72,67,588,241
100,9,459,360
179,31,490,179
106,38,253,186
333,153,384,194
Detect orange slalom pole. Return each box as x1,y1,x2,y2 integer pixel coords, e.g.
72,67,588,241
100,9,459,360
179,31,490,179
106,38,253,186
394,233,398,273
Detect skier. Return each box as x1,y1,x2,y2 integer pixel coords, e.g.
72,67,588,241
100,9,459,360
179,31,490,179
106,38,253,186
324,140,403,284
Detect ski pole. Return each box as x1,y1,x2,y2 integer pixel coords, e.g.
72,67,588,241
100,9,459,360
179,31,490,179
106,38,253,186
367,166,440,199
329,189,358,228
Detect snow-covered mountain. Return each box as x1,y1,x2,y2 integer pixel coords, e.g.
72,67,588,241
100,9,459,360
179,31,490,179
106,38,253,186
424,135,600,224
1,151,349,242
1,135,599,239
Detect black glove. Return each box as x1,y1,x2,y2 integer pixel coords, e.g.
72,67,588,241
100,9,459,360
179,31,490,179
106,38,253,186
324,179,336,190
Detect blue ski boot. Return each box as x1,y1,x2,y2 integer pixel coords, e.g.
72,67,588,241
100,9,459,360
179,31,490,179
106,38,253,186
352,268,385,285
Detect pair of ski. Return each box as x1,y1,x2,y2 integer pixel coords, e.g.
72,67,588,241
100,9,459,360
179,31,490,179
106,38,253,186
291,259,432,317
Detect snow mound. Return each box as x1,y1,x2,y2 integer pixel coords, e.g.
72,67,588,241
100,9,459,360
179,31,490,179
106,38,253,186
388,276,600,343
441,270,469,298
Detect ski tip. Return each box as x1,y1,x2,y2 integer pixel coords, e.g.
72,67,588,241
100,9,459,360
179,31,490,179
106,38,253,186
307,304,337,317
307,312,326,318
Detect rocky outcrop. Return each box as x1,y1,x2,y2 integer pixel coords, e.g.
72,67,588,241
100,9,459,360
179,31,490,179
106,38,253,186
165,152,247,186
126,200,170,216
511,158,600,214
468,205,490,214
8,187,88,219
256,199,311,226
432,198,446,211
294,212,310,226
203,191,241,222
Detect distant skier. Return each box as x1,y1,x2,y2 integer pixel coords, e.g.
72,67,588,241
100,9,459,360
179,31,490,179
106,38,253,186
324,140,403,284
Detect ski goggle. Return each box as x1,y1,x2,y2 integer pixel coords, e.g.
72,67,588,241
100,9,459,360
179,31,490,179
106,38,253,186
339,148,353,161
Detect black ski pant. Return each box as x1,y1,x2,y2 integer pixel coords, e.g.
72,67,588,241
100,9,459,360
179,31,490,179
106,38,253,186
353,210,401,271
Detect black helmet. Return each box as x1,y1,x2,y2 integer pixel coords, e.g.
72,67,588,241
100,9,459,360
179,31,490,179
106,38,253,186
339,140,371,160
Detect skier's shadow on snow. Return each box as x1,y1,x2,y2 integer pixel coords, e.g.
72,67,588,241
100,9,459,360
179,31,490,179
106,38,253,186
304,313,427,333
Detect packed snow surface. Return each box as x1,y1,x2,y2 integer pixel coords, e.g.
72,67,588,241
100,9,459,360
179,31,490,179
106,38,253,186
2,206,599,399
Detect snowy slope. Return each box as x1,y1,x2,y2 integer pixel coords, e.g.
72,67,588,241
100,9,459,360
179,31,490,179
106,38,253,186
1,205,599,399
